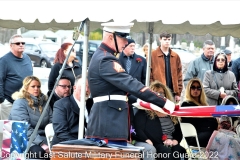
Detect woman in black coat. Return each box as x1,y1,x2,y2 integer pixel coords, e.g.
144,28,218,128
48,42,82,91
181,78,218,147
134,81,187,160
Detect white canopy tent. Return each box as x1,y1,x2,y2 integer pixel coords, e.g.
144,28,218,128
2,0,240,144
1,0,240,37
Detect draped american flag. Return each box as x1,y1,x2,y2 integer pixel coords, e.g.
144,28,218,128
2,120,28,160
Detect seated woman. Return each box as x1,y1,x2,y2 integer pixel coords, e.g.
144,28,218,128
181,78,218,147
206,116,240,160
134,81,187,160
9,76,52,159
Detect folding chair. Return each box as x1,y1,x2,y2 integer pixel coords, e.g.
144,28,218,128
179,122,207,159
45,123,54,153
236,124,240,137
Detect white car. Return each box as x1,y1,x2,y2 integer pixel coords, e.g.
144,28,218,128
0,44,9,58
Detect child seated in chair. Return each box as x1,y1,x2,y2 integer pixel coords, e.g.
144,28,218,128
206,115,240,160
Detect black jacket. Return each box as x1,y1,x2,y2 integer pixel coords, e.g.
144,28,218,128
52,95,91,146
181,101,218,132
118,52,147,85
134,110,183,146
48,61,82,91
119,52,147,140
47,90,61,111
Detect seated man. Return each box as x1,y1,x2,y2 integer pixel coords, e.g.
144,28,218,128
52,75,91,146
47,76,72,110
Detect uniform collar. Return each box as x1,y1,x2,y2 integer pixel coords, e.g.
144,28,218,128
99,43,116,55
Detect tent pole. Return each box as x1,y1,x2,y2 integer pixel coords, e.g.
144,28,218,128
25,20,86,155
145,22,154,87
78,19,89,139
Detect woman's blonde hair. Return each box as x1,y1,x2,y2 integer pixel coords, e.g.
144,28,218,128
184,78,208,106
146,80,178,124
12,76,46,113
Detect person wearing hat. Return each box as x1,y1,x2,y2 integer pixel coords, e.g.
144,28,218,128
119,38,147,84
223,49,232,69
86,22,175,147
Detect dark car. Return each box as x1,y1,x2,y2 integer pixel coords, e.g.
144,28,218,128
24,41,60,68
74,40,101,66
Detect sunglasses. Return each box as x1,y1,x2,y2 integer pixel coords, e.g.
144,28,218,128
58,85,72,89
11,42,25,45
158,92,166,96
216,58,225,62
190,86,202,91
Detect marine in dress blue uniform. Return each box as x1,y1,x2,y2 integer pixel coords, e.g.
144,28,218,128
86,22,175,145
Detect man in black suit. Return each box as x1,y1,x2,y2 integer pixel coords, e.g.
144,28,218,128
119,38,147,85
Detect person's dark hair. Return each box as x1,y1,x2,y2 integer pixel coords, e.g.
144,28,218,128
203,40,215,48
160,32,172,39
56,76,72,85
74,74,82,85
213,52,228,72
54,43,72,64
219,116,232,130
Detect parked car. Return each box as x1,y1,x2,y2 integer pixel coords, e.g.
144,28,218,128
0,43,9,58
24,41,59,68
74,40,101,66
171,47,197,64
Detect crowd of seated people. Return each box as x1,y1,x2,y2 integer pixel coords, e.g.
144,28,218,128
3,33,240,160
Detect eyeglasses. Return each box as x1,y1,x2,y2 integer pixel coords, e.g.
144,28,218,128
190,86,202,91
216,58,225,62
11,42,25,45
58,85,72,89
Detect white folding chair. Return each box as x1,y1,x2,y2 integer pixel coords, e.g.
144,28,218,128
179,122,207,159
236,124,240,137
45,123,54,153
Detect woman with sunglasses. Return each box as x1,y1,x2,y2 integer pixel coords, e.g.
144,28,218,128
134,81,187,160
9,76,52,159
202,52,238,106
48,42,82,92
181,78,218,147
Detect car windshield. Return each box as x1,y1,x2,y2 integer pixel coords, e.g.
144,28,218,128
39,43,59,52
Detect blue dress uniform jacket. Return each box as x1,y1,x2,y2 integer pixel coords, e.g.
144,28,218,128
86,43,168,141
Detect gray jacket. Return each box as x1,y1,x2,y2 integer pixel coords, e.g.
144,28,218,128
203,70,238,105
184,54,213,87
9,93,52,146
